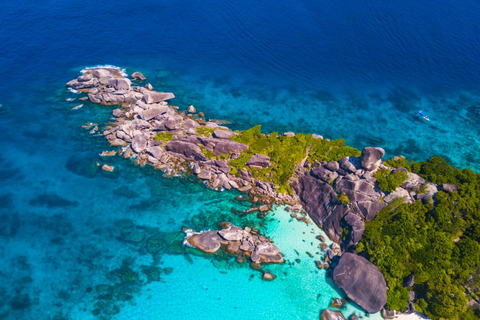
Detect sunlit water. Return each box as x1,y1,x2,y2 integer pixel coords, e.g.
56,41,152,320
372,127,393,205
1,0,479,318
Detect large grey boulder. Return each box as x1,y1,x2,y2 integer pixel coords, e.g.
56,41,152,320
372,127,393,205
146,146,163,159
255,242,280,256
213,129,235,139
401,172,426,190
246,154,271,168
440,183,458,193
165,140,206,161
78,73,93,82
325,161,340,172
212,140,248,156
165,115,183,130
356,201,387,221
131,134,148,153
131,71,146,81
343,213,365,244
66,78,99,90
360,147,385,171
139,106,169,120
320,309,347,320
218,226,246,241
311,166,338,183
293,174,347,242
183,119,200,130
381,308,395,319
91,68,115,78
186,231,224,253
108,78,131,90
339,157,358,173
333,253,387,314
142,91,175,104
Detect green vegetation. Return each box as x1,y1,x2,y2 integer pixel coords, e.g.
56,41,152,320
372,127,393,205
338,193,349,205
196,127,215,137
374,169,409,193
154,132,173,144
200,148,214,159
384,156,412,171
229,125,360,194
359,156,480,320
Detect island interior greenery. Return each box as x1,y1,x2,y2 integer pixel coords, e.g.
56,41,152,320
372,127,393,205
359,156,480,320
229,125,360,194
163,123,480,320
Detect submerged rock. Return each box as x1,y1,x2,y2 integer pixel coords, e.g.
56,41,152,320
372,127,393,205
262,272,277,281
333,253,387,314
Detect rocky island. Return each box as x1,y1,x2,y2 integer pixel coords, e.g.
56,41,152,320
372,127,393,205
67,67,480,320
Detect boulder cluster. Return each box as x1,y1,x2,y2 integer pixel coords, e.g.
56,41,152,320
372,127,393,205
332,253,387,313
185,224,284,268
67,67,297,207
292,147,441,249
67,67,456,316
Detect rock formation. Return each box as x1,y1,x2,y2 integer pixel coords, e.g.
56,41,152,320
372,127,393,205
333,253,387,313
320,309,347,320
67,67,452,315
184,224,284,265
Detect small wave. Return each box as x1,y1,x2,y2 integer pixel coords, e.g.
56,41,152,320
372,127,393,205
66,98,75,101
68,88,81,94
80,64,127,77
183,229,211,247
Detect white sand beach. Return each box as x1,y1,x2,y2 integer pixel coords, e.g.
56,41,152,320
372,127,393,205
395,313,429,320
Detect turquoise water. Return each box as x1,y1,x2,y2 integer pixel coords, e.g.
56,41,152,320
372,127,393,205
1,0,480,318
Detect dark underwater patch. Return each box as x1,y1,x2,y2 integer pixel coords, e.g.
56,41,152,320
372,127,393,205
0,194,13,210
29,193,79,208
65,152,99,178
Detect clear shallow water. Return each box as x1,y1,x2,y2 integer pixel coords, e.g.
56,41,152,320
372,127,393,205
0,0,479,319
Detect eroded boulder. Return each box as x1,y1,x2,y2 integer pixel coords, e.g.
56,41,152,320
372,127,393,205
213,129,235,139
360,147,385,171
212,140,248,156
186,231,224,253
320,309,347,320
131,72,146,81
333,253,387,314
142,91,175,104
165,140,206,161
246,154,271,168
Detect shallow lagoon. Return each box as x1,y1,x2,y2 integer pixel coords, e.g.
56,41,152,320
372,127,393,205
1,0,480,318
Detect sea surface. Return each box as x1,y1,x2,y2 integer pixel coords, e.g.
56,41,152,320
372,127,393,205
0,0,479,319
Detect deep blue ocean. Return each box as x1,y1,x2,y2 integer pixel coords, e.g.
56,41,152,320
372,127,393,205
0,0,479,319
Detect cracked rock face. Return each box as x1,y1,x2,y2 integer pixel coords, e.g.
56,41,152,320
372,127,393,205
360,147,385,171
320,309,347,320
333,253,387,314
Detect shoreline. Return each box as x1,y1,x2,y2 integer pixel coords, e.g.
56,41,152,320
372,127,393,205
67,66,439,319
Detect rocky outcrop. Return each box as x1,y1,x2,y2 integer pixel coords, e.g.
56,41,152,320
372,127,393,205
320,309,347,320
131,72,146,81
165,140,206,161
142,91,175,104
246,154,271,168
213,129,235,139
185,224,284,265
333,253,387,313
186,231,225,253
360,147,385,171
212,140,248,156
294,159,387,244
